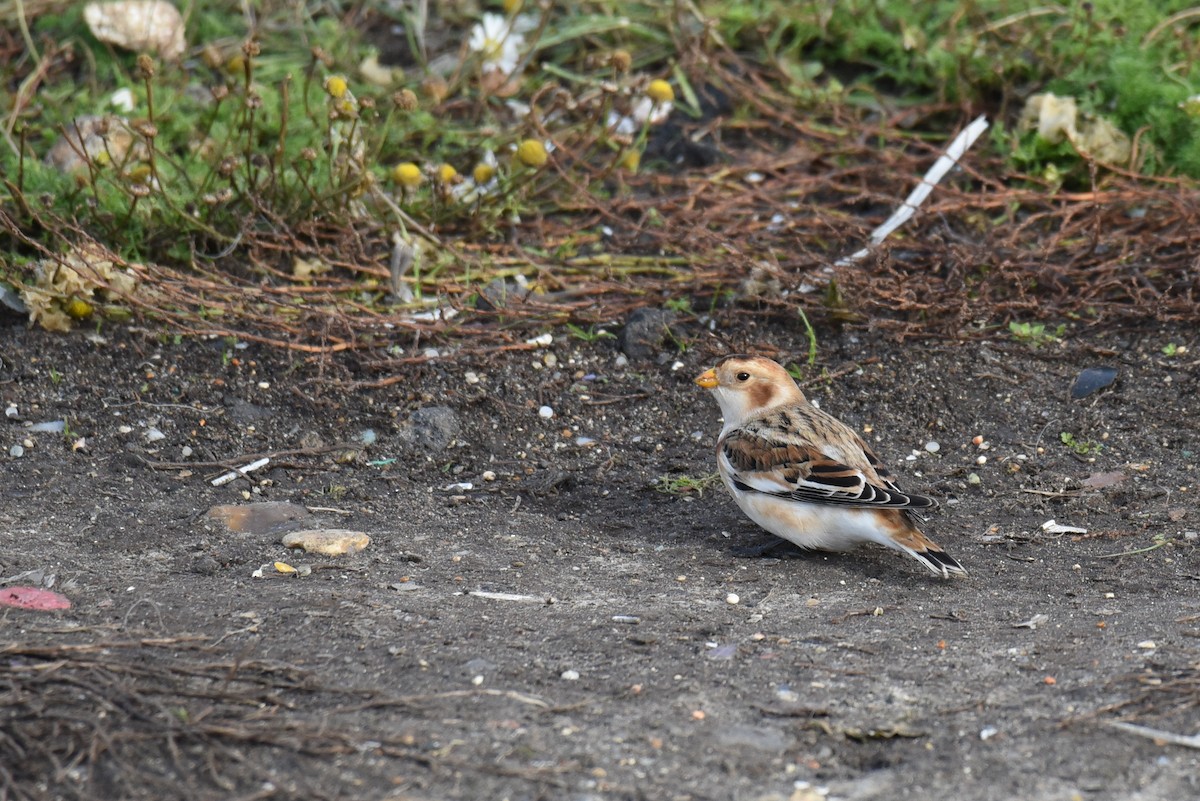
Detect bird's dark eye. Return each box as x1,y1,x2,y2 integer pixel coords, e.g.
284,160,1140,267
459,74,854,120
736,372,750,382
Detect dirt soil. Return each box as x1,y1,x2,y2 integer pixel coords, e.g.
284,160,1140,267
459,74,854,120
2,317,1199,801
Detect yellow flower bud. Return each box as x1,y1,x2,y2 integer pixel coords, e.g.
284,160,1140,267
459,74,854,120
515,139,548,168
437,163,458,183
324,75,349,99
618,150,641,172
65,298,94,320
391,162,423,187
503,0,523,13
646,79,674,104
473,162,496,184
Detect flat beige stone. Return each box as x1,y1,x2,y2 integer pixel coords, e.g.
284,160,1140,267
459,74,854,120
281,529,371,556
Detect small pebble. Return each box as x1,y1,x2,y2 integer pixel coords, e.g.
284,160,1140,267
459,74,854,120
543,353,557,368
471,675,484,686
979,726,998,741
482,470,496,481
117,425,133,434
4,405,16,419
257,381,270,390
967,473,981,485
1137,640,1157,650
9,444,24,457
181,445,193,458
671,360,685,372
538,405,554,419
925,441,940,453
561,669,580,681
615,354,629,368
22,438,33,449
976,455,987,465
146,428,166,442
464,371,480,384
725,593,740,605
575,436,595,446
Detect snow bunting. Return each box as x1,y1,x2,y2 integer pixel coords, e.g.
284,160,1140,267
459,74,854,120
695,355,965,577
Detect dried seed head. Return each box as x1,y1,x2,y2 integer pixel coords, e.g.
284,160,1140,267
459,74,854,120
310,46,333,67
610,49,632,73
300,147,318,161
136,54,156,79
218,157,239,177
210,84,230,102
132,120,158,139
242,39,261,58
392,88,419,111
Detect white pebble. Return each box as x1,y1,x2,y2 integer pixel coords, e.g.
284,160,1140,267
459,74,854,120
526,333,553,347
482,470,496,481
976,455,987,465
979,726,998,741
9,444,24,457
671,360,685,371
575,436,595,446
1137,640,1157,650
181,446,193,458
464,371,480,384
4,405,16,419
614,354,628,368
118,425,133,434
471,675,484,686
925,441,940,453
538,405,554,419
543,353,557,368
257,381,270,390
560,669,580,681
725,593,740,605
146,428,166,442
967,473,981,485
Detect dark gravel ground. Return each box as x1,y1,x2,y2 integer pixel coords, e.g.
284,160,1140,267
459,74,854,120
2,317,1198,801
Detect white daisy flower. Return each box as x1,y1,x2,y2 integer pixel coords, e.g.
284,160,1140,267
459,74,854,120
468,12,524,75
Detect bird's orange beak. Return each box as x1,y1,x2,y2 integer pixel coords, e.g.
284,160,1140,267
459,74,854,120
694,368,718,389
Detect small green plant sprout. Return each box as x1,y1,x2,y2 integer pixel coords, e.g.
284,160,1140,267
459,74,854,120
48,366,63,385
1161,342,1186,357
1009,321,1064,348
566,323,615,342
664,297,692,314
1060,431,1103,457
797,308,818,366
655,472,722,497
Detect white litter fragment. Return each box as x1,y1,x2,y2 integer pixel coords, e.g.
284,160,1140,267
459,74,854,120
1012,614,1049,630
443,482,474,492
1042,519,1088,535
525,333,553,347
211,457,271,486
1106,721,1200,750
836,115,989,267
467,590,551,603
